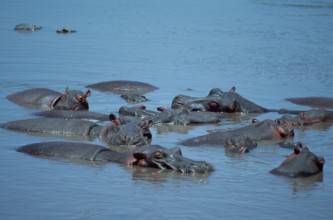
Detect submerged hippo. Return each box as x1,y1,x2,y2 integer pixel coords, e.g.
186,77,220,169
86,80,158,95
286,97,333,109
7,87,90,110
277,109,333,127
17,141,214,174
172,87,268,113
1,114,153,146
14,23,41,32
56,28,77,34
224,135,257,154
119,105,222,126
120,94,148,104
270,145,325,178
181,119,294,146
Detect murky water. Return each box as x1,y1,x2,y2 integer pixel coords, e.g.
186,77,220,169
1,0,333,219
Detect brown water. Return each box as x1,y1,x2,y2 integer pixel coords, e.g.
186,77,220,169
1,0,333,219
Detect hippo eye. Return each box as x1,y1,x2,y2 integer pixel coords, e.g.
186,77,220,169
153,151,165,161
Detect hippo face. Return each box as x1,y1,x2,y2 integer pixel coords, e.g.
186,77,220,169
224,135,257,153
100,114,153,146
52,87,90,110
277,109,330,127
132,145,214,174
270,146,325,178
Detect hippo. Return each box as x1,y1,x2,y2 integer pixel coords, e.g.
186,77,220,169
56,28,77,34
119,105,222,126
14,23,41,32
34,110,109,122
17,141,214,174
181,119,294,146
270,145,325,178
86,80,158,95
224,135,257,154
277,109,333,127
172,87,268,113
1,114,153,146
7,87,90,110
286,97,333,109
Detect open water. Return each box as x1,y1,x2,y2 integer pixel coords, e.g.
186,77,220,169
1,0,333,219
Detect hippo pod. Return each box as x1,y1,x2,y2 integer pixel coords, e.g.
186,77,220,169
1,114,153,146
172,87,268,113
181,119,294,146
17,141,214,174
7,87,90,110
270,144,325,178
14,23,41,32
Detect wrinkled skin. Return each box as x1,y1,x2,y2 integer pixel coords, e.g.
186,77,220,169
17,141,214,174
270,145,325,178
224,135,257,153
172,87,268,113
286,97,333,109
14,23,41,32
1,114,152,146
7,87,90,110
277,109,333,127
56,28,77,34
181,119,294,146
86,80,158,95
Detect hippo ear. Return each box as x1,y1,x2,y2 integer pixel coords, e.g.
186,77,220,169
109,114,121,126
85,90,91,97
137,105,146,110
229,86,236,93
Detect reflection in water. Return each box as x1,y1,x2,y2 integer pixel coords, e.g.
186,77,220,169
287,173,324,194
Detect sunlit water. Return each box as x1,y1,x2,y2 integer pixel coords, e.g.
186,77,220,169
1,0,333,219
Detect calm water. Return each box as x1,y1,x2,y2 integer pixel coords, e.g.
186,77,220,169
1,0,333,219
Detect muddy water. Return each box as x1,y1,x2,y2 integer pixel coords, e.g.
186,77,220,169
1,0,333,219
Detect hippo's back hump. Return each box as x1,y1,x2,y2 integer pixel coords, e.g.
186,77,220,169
286,97,333,109
86,80,158,95
7,88,61,109
17,141,106,160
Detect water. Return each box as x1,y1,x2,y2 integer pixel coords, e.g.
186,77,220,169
1,0,333,219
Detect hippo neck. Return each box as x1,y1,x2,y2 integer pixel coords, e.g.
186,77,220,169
95,149,132,164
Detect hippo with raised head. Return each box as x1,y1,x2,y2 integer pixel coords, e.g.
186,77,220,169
7,87,90,110
277,109,333,127
270,145,325,177
286,97,333,109
14,23,41,32
17,141,214,174
172,87,268,113
1,114,153,146
86,80,158,95
181,119,294,146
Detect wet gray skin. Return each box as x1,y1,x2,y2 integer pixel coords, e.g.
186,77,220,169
1,114,152,147
182,119,294,146
270,146,325,178
34,110,109,122
7,87,90,110
224,135,257,154
14,23,41,32
17,141,214,174
286,97,333,109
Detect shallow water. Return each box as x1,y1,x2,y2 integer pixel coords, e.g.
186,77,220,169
1,0,333,219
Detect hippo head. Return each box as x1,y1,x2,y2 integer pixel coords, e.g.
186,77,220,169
277,109,329,127
224,135,257,153
100,114,153,146
131,145,214,174
270,146,325,178
252,119,295,140
52,87,90,110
